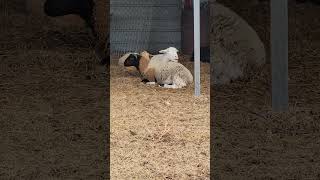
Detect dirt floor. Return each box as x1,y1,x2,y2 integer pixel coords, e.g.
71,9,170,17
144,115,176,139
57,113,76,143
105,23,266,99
0,8,108,179
110,55,210,179
211,1,320,179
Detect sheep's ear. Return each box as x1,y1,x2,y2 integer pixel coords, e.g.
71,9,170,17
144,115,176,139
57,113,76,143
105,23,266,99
159,49,168,54
172,47,179,52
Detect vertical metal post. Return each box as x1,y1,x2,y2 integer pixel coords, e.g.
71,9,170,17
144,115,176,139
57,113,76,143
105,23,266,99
271,0,289,111
194,0,201,96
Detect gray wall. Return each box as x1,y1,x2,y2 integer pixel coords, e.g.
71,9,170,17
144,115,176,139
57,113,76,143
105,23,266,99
110,0,181,55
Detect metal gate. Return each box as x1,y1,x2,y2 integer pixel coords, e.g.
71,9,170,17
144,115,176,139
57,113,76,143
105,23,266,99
110,0,181,55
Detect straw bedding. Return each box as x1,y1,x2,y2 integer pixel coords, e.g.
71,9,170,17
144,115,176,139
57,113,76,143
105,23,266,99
211,0,320,179
0,5,109,179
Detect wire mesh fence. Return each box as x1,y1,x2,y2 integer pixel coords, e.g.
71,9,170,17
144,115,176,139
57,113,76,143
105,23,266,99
110,0,182,56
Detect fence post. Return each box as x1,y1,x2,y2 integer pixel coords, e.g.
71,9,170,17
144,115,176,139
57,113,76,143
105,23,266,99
271,0,289,111
194,0,201,96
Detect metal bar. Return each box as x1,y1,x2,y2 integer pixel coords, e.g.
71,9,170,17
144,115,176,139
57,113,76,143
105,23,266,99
194,0,201,96
271,0,289,111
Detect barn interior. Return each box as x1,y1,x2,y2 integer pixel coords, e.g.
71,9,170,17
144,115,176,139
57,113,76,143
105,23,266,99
110,0,210,179
1,0,319,179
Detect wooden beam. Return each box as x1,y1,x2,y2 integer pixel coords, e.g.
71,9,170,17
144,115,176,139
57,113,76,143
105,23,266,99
271,0,289,111
193,0,201,96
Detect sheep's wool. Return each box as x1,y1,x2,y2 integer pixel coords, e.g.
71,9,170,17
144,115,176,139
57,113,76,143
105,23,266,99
154,61,193,87
210,2,266,84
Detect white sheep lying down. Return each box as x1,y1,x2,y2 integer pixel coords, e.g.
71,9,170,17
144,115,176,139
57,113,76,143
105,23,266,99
118,47,179,66
120,48,193,89
210,2,266,84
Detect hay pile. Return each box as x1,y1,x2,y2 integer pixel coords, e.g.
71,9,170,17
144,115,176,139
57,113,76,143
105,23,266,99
0,7,108,179
110,55,210,179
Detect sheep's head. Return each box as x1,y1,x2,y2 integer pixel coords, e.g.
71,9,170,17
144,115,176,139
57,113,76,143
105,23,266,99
119,52,137,66
159,47,179,62
123,53,141,69
140,51,151,60
159,47,179,54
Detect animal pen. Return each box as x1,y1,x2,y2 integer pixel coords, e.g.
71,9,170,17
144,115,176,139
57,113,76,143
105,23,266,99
110,0,290,106
110,0,210,179
110,0,207,96
1,0,109,179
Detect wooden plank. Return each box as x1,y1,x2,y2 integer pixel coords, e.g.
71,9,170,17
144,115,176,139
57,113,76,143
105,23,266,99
194,0,201,96
271,0,289,111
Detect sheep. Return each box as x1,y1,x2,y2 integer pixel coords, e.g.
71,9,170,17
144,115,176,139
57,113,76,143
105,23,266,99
44,0,109,65
118,52,141,75
118,47,180,74
123,51,193,89
210,2,266,84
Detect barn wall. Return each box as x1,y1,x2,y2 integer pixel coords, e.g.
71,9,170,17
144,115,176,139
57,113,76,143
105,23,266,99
110,0,181,55
181,1,210,55
0,0,26,14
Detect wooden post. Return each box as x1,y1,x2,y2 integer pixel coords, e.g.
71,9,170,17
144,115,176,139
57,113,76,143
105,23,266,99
194,0,201,96
271,0,289,111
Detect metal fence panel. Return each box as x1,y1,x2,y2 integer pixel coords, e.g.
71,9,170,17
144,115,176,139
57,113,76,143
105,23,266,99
110,0,181,55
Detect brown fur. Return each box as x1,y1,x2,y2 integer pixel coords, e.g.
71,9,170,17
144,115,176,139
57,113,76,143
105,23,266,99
138,51,150,73
143,68,156,82
139,51,156,82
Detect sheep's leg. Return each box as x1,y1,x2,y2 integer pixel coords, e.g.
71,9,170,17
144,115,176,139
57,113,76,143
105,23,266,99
160,84,179,89
159,83,172,87
141,78,156,85
143,68,156,82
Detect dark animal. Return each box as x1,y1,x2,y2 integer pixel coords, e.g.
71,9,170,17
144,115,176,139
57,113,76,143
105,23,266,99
44,0,110,65
190,46,210,63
